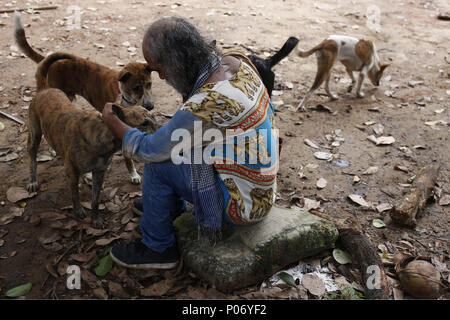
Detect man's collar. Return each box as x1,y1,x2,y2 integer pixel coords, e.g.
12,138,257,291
185,54,222,102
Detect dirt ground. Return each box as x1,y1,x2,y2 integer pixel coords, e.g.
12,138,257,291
0,0,449,300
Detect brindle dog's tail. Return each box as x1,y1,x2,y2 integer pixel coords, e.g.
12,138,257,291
36,53,77,90
14,11,45,63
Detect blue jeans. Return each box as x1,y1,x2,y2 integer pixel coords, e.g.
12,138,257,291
140,161,192,252
140,161,232,252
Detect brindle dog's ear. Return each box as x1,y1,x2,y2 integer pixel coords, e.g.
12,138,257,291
112,104,125,120
119,71,132,83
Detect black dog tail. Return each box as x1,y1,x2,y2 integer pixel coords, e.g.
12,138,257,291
266,36,300,68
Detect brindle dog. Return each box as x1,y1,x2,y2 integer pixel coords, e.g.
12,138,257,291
27,88,158,227
15,11,153,184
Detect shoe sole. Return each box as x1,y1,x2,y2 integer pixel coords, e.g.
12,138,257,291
110,251,178,270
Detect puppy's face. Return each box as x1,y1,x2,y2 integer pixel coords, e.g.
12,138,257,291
113,104,159,134
118,63,154,111
369,63,390,86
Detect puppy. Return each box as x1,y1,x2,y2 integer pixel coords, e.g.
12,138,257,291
295,35,389,111
15,11,154,184
248,37,299,97
27,88,158,227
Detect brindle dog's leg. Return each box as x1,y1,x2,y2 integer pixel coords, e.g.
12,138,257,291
91,169,107,228
124,156,141,184
65,161,85,219
26,116,42,192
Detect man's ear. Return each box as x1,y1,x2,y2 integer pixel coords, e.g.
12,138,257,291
112,104,125,120
210,39,217,47
119,71,132,82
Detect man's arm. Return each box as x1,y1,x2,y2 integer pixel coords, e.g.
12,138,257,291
102,98,204,163
102,101,131,140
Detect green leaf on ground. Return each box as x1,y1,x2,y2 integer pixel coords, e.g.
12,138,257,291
5,282,32,297
332,248,352,265
278,272,297,287
95,255,114,277
372,218,386,228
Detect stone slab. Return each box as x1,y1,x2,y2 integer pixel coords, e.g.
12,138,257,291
173,205,339,292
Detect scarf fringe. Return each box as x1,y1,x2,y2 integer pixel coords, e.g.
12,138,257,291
198,224,222,247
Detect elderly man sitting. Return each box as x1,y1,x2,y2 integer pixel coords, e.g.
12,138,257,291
102,17,279,269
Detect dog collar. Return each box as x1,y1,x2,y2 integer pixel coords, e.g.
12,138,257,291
117,82,135,105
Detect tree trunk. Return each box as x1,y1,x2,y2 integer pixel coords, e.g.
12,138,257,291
337,228,390,299
390,163,440,227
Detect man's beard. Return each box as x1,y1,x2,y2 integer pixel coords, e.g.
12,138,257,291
165,71,194,102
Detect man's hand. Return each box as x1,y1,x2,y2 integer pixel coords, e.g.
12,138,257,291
102,93,122,123
101,94,132,140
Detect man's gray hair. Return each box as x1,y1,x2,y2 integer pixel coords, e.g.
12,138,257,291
143,17,220,101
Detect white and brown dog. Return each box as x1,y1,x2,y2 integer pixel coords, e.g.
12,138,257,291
295,35,389,111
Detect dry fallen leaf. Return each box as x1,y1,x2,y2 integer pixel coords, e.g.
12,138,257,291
121,211,134,224
38,231,62,245
81,202,105,210
0,207,24,225
93,287,108,300
128,191,142,198
438,194,450,206
367,135,396,145
394,165,409,173
314,152,333,161
108,281,130,299
124,222,138,232
36,152,54,162
301,273,326,296
304,139,320,149
0,152,19,162
70,252,96,263
376,203,393,213
105,202,121,213
85,227,108,237
95,237,120,246
363,166,379,175
39,212,67,220
348,194,371,207
316,178,327,189
372,123,384,136
6,187,37,203
140,279,175,297
296,198,321,212
81,269,100,289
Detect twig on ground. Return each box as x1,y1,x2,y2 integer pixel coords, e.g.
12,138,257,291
0,5,59,14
